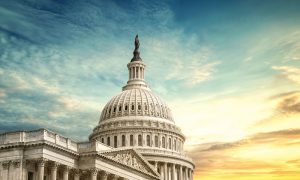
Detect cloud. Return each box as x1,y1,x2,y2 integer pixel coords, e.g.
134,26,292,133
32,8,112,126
253,91,300,130
186,129,300,179
272,66,300,85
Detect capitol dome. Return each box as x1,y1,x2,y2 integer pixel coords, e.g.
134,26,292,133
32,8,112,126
89,35,194,179
99,88,174,124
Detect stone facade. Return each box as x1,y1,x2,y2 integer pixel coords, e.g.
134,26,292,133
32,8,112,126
0,35,194,180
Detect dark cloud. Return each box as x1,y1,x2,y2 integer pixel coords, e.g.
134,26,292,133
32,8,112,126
269,91,300,100
276,94,300,114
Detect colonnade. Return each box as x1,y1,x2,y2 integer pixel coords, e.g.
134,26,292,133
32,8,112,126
0,159,127,180
99,132,184,152
129,66,145,80
150,161,193,180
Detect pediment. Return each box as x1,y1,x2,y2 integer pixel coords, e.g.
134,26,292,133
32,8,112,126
100,148,159,177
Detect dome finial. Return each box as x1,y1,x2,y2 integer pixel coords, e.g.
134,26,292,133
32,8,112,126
131,34,142,62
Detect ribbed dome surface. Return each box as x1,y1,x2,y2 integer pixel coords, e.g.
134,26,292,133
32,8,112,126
99,89,174,123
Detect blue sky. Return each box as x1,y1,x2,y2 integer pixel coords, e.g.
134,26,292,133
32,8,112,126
1,1,300,178
1,0,299,137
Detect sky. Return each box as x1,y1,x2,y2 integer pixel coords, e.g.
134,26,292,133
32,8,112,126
0,0,300,179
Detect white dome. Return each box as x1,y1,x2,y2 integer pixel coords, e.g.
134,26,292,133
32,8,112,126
99,88,174,123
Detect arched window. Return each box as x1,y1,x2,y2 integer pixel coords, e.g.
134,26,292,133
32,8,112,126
130,135,133,146
146,135,150,146
101,138,104,143
131,104,134,110
122,135,126,146
113,106,116,112
155,136,158,147
119,106,122,111
125,105,128,110
107,137,110,146
169,138,172,149
138,104,141,110
114,136,117,148
162,137,165,148
138,135,142,146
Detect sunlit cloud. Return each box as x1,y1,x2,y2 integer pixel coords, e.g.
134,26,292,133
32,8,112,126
187,129,300,180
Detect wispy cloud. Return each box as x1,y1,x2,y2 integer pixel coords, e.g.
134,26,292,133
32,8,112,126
272,66,300,84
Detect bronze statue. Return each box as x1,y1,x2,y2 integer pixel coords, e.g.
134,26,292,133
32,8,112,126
131,34,142,62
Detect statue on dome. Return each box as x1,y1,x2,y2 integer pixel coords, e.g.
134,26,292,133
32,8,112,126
134,34,140,50
131,34,142,61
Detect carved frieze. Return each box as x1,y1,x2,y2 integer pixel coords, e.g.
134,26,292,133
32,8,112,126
106,152,148,173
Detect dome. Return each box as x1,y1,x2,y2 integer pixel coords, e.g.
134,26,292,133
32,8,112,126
90,36,195,174
99,88,174,123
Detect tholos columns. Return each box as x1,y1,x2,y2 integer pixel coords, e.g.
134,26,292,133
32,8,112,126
164,162,168,180
171,164,176,180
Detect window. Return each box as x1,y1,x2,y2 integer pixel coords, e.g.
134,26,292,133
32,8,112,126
169,138,172,149
109,108,111,113
147,135,150,146
155,136,158,147
162,137,165,148
174,139,176,151
107,137,110,146
125,105,128,110
113,106,116,112
101,138,104,143
138,135,142,146
114,136,118,148
130,135,133,146
145,104,148,110
119,106,122,111
28,172,34,180
138,104,141,110
131,104,134,110
122,135,126,146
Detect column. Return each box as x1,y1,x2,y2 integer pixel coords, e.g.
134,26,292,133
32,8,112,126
37,159,46,180
172,164,176,180
132,67,136,79
164,162,168,180
73,169,80,180
50,162,59,180
159,163,163,180
22,160,28,180
185,167,188,180
158,133,162,148
142,133,145,146
2,161,10,180
63,166,69,180
13,160,21,180
134,133,138,146
90,168,98,180
111,175,119,180
99,171,108,180
179,165,182,180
